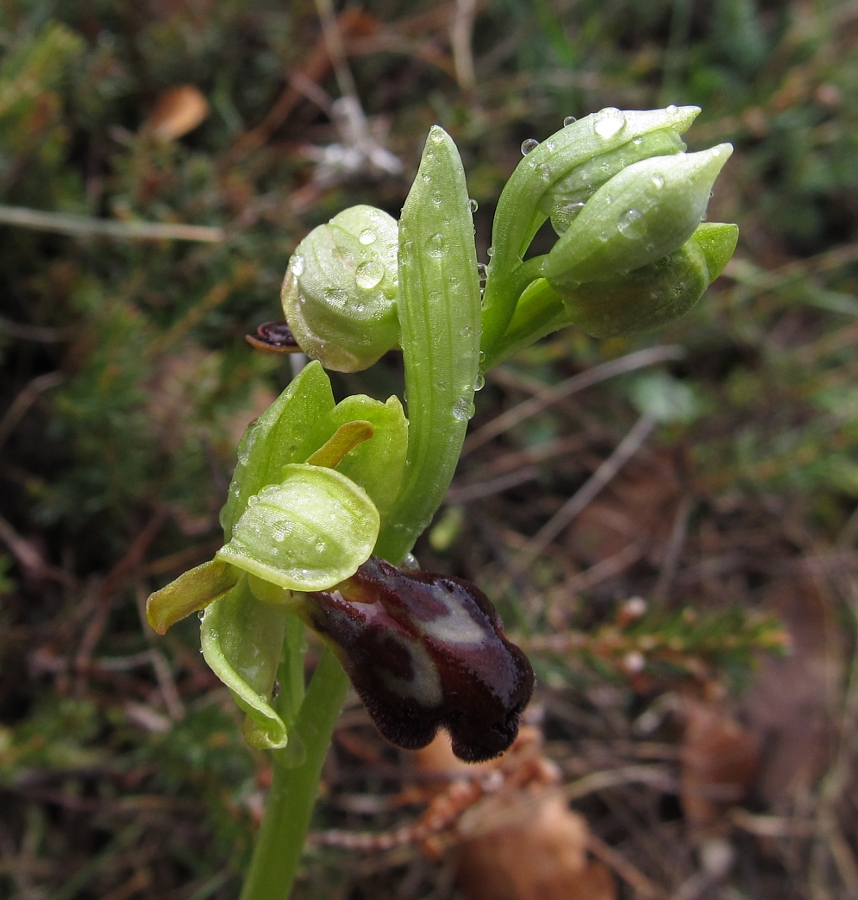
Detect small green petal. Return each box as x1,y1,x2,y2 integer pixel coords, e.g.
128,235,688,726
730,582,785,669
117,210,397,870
217,464,380,591
146,558,240,634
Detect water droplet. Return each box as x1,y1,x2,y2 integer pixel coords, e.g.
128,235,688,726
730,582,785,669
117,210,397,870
355,257,384,290
473,373,485,391
430,129,444,142
359,228,377,245
651,173,665,189
401,552,420,570
314,539,327,554
521,138,539,155
460,325,472,338
632,136,643,146
486,246,494,257
618,207,645,238
545,139,556,152
666,104,678,114
426,233,446,257
248,496,259,506
537,163,551,181
452,397,475,421
593,107,627,139
290,255,305,276
476,262,487,282
563,115,577,127
431,191,443,207
197,610,206,620
468,198,479,213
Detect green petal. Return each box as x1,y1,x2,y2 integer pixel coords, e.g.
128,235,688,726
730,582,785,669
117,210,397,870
217,464,380,591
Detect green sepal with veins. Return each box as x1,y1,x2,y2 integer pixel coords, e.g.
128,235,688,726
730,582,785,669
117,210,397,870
216,463,380,592
200,576,290,750
557,222,739,337
281,205,399,372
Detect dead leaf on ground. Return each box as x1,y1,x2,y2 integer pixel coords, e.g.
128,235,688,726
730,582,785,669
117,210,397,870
680,697,760,832
742,575,842,808
143,85,209,142
414,730,616,900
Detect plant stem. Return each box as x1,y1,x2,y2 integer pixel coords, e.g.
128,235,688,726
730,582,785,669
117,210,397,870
239,648,349,900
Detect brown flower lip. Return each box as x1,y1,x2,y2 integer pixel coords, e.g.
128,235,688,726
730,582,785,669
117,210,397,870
304,557,534,763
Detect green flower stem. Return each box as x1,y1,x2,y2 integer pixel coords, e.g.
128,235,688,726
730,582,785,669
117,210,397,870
239,647,349,900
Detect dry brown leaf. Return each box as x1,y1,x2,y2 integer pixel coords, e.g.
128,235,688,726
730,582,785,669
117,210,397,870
680,698,760,831
414,731,616,900
143,85,209,142
742,575,841,807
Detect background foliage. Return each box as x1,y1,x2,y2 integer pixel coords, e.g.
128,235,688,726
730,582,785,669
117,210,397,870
1,1,857,898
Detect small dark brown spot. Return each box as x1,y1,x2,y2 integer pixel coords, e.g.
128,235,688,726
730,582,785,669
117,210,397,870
245,320,303,354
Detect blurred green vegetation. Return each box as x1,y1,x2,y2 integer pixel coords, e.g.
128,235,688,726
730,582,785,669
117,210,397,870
1,1,857,898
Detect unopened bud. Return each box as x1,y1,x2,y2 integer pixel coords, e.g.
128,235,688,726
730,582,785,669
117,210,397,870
543,144,733,290
558,222,739,337
282,205,400,372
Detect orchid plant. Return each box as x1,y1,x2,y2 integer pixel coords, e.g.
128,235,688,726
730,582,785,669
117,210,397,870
146,106,737,899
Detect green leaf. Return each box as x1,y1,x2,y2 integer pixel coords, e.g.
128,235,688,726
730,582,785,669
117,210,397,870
375,126,481,563
145,558,240,634
217,464,380,591
220,362,335,540
200,577,289,750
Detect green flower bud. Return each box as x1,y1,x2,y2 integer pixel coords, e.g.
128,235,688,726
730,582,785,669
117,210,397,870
543,144,733,290
559,222,739,337
538,125,687,235
281,205,399,372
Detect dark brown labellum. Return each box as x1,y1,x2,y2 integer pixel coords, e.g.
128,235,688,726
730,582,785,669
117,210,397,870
245,320,303,354
304,557,534,763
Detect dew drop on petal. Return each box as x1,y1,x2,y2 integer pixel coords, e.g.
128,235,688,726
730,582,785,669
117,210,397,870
593,107,627,139
563,115,577,127
520,138,540,155
537,163,551,181
468,198,479,213
473,373,485,391
476,262,487,282
359,228,377,245
355,257,385,290
290,255,305,276
486,246,494,257
651,174,665,189
618,207,645,238
452,397,475,421
426,233,446,257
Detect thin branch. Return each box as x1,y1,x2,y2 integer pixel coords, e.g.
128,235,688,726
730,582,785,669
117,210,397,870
0,204,225,242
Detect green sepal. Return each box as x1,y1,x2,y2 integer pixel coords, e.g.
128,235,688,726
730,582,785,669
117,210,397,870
200,576,289,750
281,205,400,372
558,222,739,338
216,463,380,591
220,361,335,540
543,144,733,290
146,558,240,634
323,394,408,524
